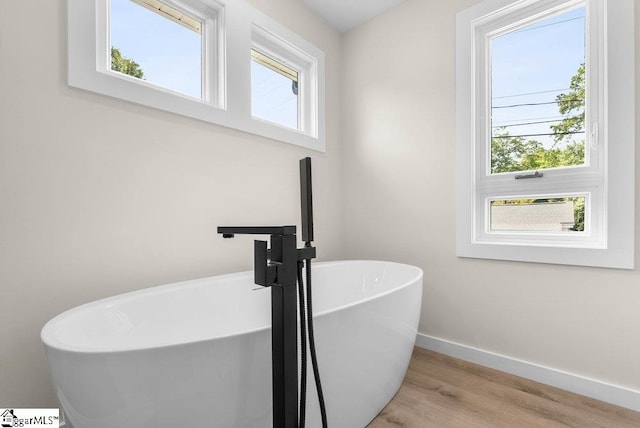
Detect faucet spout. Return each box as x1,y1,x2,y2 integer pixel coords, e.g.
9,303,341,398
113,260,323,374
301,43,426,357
217,226,296,237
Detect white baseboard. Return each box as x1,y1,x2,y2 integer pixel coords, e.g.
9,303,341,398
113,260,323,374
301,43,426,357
415,333,640,413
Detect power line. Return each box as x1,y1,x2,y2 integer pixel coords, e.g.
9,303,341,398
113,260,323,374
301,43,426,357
511,15,585,34
492,131,585,139
492,115,583,129
492,88,571,100
492,96,583,109
492,118,562,128
493,115,567,125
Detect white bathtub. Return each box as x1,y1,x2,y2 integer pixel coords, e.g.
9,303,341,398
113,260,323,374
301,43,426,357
41,260,423,428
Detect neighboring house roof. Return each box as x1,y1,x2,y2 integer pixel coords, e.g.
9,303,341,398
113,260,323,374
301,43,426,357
491,201,575,231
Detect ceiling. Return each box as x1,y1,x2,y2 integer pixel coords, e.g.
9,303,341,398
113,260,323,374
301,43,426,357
298,0,408,32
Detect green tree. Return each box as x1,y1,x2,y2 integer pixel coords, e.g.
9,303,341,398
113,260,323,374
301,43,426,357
490,131,584,173
551,63,585,142
520,140,584,171
491,130,542,173
551,63,586,230
111,47,145,79
570,197,585,231
491,63,586,174
490,63,586,231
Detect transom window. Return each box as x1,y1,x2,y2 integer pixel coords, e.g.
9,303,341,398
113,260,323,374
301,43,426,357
109,0,206,99
489,196,586,233
67,0,326,151
251,24,320,139
251,49,299,130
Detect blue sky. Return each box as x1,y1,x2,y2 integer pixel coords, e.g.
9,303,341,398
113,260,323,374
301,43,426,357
110,0,298,129
110,0,202,98
251,60,298,130
491,6,586,149
110,0,583,139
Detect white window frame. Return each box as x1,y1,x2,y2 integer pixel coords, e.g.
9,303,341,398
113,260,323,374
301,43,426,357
251,24,319,137
67,0,325,151
101,0,221,103
456,0,634,269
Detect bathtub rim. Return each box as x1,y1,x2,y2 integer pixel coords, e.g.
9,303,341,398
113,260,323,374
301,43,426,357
41,259,423,355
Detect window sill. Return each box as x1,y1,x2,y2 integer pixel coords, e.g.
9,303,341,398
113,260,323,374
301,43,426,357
456,242,634,270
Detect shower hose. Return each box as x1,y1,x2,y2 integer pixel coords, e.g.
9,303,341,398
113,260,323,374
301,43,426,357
297,258,328,428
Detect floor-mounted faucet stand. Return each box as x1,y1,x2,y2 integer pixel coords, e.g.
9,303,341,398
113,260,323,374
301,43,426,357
217,158,319,428
217,226,308,428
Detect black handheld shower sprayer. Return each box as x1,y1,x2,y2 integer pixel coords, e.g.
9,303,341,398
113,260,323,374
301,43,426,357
298,157,327,428
217,157,327,428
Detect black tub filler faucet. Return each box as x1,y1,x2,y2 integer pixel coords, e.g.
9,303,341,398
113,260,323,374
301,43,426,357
217,157,325,428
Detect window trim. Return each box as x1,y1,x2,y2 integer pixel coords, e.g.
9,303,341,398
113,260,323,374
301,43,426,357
67,0,326,151
99,0,219,102
250,23,319,137
455,0,634,269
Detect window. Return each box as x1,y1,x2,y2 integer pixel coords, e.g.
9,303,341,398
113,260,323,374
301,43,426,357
250,24,320,139
456,0,634,269
67,0,325,151
489,196,586,233
490,6,587,174
109,0,207,99
251,49,299,129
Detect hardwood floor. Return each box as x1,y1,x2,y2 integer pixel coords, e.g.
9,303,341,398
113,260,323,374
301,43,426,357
368,347,640,427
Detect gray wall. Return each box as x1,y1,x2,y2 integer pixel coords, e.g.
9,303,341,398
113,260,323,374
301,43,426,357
341,0,640,391
0,0,343,407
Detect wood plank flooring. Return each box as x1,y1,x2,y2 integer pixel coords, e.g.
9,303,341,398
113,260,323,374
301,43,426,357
368,347,640,427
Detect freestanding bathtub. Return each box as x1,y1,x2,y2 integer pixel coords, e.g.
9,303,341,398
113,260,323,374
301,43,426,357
41,260,423,428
